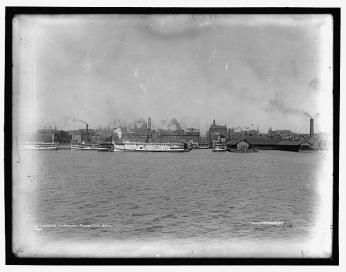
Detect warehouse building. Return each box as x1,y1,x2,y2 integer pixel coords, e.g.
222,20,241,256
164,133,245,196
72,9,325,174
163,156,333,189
227,139,251,151
244,136,281,150
277,140,313,152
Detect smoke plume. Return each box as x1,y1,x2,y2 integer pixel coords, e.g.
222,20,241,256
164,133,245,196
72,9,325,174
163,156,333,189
133,118,146,128
265,98,315,118
73,118,88,125
167,118,182,131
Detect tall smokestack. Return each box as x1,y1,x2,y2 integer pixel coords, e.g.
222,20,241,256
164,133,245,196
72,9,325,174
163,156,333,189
310,118,314,139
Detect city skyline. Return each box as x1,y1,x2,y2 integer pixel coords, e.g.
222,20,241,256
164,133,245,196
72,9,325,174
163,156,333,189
35,115,317,137
13,14,333,135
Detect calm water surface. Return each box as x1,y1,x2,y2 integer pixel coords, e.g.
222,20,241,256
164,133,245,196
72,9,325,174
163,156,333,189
23,150,321,243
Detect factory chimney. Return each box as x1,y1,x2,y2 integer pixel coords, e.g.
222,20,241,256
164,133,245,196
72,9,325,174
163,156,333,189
309,118,314,139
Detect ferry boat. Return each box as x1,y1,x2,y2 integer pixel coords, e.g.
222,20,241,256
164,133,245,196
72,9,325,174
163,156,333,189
22,142,58,150
113,141,188,152
212,141,227,152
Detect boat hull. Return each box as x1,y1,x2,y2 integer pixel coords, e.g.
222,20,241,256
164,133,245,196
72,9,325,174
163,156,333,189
212,148,227,152
197,146,210,149
97,143,115,152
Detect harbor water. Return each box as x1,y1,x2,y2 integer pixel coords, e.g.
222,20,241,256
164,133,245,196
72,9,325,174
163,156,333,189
13,149,329,257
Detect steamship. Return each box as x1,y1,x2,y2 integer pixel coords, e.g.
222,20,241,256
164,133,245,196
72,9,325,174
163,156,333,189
112,117,190,152
212,140,227,152
22,142,58,150
113,141,188,152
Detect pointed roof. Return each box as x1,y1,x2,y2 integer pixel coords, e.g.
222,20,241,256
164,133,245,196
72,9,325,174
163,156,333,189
228,139,249,145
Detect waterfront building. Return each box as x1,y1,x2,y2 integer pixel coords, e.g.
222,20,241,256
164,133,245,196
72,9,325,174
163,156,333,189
36,130,58,143
277,140,313,152
267,128,294,139
71,132,82,144
122,130,148,143
150,129,185,143
207,120,228,147
117,117,200,144
242,136,280,150
228,128,244,140
120,119,149,143
243,129,259,136
22,128,60,145
56,130,72,143
227,139,251,150
70,126,96,145
184,128,200,144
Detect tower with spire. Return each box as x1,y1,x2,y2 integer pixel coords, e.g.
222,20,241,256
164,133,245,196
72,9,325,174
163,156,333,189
148,116,151,131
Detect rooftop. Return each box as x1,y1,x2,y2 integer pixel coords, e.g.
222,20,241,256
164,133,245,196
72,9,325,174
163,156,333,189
277,140,312,146
244,136,281,145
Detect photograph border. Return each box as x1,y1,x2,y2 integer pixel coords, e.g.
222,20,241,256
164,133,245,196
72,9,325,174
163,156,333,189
4,6,340,265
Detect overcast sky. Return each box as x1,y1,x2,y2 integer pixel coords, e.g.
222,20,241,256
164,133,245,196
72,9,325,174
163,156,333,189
13,14,333,134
